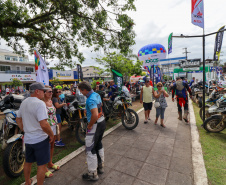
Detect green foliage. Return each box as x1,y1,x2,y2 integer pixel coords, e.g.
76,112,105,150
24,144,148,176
95,52,143,81
192,103,226,185
0,0,136,69
91,78,103,89
163,74,172,81
51,77,63,86
10,79,23,87
2,82,11,86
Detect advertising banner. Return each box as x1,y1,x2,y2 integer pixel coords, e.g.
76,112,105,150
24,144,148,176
0,73,36,82
34,49,49,85
191,0,204,28
111,69,123,91
213,26,225,61
77,64,83,82
52,70,74,80
168,33,173,54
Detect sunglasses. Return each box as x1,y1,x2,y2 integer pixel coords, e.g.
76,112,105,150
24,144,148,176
46,91,53,93
57,91,61,93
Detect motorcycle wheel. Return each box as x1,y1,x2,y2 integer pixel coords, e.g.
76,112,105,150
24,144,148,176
3,140,24,178
121,108,139,130
199,105,212,121
105,117,109,121
75,120,87,145
203,117,226,133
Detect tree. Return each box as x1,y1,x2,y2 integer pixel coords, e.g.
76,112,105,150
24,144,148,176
50,77,63,86
95,52,143,81
91,78,103,89
0,0,136,68
11,79,23,87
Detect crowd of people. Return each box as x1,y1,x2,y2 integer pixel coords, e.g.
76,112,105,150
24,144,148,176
12,76,193,185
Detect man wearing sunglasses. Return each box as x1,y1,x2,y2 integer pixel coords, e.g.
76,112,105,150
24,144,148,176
16,82,54,185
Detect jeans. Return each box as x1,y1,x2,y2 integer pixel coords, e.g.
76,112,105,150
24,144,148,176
156,107,166,119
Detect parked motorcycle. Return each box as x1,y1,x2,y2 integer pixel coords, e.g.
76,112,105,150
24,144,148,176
64,90,87,145
203,94,226,133
0,95,25,177
103,86,139,130
199,89,221,120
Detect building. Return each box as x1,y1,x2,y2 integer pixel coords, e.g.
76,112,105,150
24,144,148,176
73,66,111,83
0,49,36,90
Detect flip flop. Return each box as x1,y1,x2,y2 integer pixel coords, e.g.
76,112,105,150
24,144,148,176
49,164,60,170
45,171,53,178
160,124,166,128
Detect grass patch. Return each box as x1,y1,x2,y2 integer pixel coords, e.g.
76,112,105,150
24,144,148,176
192,103,226,185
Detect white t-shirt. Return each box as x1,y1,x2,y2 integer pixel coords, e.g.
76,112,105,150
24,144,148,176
6,88,9,93
17,97,48,144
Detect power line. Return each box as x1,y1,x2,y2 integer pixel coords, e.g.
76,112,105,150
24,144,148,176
182,48,191,60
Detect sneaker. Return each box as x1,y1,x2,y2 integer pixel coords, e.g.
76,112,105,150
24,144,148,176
62,121,68,125
54,138,62,144
55,141,65,147
82,171,99,181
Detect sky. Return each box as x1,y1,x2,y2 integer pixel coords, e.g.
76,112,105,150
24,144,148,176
0,0,226,68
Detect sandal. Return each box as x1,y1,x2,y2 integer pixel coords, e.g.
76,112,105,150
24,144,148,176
160,124,166,128
25,178,33,185
49,164,60,170
45,171,53,178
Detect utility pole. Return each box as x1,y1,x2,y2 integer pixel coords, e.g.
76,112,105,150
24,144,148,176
182,48,191,60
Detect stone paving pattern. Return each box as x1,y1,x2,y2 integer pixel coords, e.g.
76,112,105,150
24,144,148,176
43,100,193,185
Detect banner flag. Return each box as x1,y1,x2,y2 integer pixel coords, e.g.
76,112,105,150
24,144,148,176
111,69,123,91
168,33,173,54
77,64,83,82
34,49,49,85
191,0,204,28
213,26,225,61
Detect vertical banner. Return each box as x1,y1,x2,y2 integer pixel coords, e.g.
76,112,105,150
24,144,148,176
111,69,123,91
191,0,204,28
34,49,49,85
77,64,83,82
213,26,225,61
168,33,173,54
157,66,161,82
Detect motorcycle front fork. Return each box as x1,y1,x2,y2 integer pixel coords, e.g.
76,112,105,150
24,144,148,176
78,110,87,130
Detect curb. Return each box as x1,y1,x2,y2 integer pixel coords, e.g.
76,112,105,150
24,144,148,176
189,100,208,185
22,107,144,185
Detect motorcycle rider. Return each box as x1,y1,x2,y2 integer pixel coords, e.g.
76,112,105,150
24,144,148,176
78,81,106,181
172,77,192,122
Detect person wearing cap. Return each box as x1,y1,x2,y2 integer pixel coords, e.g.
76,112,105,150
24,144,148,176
140,79,160,123
172,77,192,122
16,82,54,185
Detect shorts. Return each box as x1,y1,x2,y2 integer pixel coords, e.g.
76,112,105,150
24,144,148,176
56,114,61,123
143,102,153,111
51,125,57,135
25,137,50,166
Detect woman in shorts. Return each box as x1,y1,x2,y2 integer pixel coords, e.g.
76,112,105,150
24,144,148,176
43,87,60,177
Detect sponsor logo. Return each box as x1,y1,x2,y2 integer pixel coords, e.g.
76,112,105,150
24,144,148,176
145,58,159,64
56,72,72,77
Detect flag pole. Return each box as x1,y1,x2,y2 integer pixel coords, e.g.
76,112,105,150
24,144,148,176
202,28,206,121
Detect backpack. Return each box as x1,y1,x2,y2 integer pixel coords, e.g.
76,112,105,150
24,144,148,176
176,81,184,91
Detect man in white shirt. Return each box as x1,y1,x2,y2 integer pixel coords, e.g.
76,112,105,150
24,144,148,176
16,82,54,185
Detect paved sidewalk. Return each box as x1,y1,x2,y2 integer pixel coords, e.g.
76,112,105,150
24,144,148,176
43,100,193,185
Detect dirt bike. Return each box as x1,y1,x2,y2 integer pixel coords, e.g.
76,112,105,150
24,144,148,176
103,86,139,130
65,91,87,145
203,95,226,133
199,89,221,121
0,95,25,178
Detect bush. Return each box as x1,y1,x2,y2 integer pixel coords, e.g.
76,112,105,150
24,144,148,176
91,78,103,89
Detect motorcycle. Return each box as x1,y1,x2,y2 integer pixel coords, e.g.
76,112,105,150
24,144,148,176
64,90,87,145
0,95,25,178
103,86,139,130
203,94,226,133
199,89,221,120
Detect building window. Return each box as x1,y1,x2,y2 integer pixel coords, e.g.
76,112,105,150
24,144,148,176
26,67,34,72
0,66,11,71
12,56,18,61
19,57,24,62
5,56,10,60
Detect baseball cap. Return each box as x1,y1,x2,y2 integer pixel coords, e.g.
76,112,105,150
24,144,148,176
29,82,50,91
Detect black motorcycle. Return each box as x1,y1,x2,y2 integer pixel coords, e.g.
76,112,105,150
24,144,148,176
64,93,87,145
